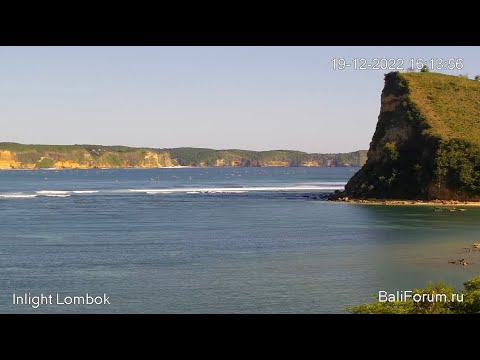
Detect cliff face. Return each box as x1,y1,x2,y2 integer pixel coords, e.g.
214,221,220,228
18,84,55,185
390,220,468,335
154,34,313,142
0,144,368,169
0,150,33,169
167,148,367,167
343,72,480,201
0,145,175,169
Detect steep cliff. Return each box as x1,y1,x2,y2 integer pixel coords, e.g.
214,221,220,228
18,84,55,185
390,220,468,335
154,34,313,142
0,144,367,169
0,144,175,169
166,148,367,167
342,71,480,201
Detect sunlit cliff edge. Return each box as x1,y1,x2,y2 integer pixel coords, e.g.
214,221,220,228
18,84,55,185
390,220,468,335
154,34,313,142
0,145,174,169
0,143,367,169
335,71,480,201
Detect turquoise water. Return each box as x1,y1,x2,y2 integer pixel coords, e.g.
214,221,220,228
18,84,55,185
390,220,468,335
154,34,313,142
1,167,479,313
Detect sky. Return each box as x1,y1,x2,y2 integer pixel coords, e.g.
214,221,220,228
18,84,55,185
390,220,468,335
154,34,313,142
1,46,479,153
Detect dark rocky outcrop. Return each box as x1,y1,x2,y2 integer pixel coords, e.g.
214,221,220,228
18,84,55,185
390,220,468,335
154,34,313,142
334,71,480,201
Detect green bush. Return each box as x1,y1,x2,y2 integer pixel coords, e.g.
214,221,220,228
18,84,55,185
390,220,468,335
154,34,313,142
36,157,55,168
383,142,398,162
434,139,480,196
420,65,430,73
348,276,480,314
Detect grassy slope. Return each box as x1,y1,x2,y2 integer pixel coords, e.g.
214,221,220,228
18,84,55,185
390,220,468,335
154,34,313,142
401,72,480,144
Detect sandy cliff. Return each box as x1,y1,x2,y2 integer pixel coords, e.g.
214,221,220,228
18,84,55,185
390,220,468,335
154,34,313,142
0,146,176,169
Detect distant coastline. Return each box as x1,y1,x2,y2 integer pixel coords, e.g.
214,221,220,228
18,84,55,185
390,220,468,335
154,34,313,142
0,142,367,170
0,165,193,171
332,198,480,206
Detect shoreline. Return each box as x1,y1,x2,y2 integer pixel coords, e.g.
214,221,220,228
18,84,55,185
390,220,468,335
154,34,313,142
0,165,358,171
0,166,194,171
333,198,480,207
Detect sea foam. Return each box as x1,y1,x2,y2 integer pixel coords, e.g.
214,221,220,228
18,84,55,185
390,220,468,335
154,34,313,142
0,194,38,199
36,190,71,195
128,185,345,194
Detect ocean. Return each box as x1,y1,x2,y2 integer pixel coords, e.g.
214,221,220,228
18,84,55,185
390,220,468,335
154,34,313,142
1,167,479,313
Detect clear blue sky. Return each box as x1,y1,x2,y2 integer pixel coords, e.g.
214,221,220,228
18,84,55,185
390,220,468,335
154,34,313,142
1,47,478,153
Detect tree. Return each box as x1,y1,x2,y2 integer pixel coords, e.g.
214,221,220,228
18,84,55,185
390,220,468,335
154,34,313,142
383,142,398,162
475,74,480,81
420,65,430,73
407,67,415,73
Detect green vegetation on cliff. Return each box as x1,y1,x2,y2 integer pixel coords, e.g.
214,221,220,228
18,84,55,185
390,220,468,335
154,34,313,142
348,276,480,314
406,73,480,143
0,143,174,169
343,72,480,201
0,143,367,169
165,147,367,167
166,148,308,166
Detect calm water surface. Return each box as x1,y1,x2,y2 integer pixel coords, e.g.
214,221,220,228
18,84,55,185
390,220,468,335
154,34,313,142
1,167,479,313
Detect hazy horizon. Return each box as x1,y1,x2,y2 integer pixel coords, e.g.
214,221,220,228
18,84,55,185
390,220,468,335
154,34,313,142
1,46,478,153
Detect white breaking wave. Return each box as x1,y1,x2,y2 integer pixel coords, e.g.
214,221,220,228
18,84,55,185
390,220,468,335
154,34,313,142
0,194,38,199
208,190,247,194
1,184,345,199
129,185,345,194
187,190,246,194
38,190,96,196
36,190,71,195
1,192,71,198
